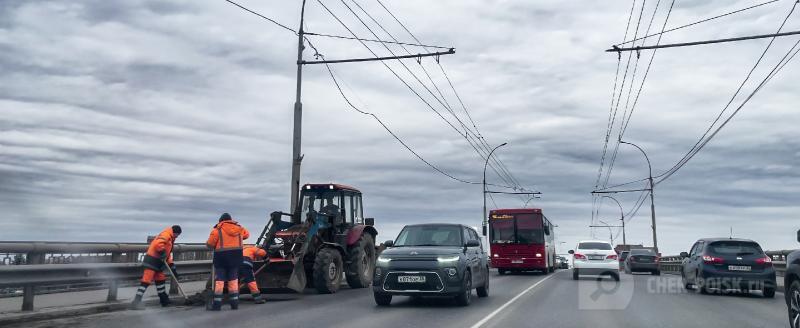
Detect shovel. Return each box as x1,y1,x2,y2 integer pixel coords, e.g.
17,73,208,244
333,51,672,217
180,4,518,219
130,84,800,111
163,260,194,305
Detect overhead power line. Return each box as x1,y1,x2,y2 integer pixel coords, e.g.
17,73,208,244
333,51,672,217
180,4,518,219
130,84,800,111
350,0,530,195
223,0,524,191
374,0,537,195
304,31,452,49
615,0,781,46
223,0,296,33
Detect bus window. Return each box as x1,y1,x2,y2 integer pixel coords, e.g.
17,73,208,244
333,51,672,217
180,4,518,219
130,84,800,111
490,219,515,244
516,214,544,244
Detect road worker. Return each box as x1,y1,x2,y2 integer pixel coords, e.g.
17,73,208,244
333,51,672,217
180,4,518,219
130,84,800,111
240,245,268,304
206,213,249,311
131,225,181,309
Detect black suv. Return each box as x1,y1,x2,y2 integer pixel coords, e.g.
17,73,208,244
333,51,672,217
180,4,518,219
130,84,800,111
681,238,776,297
785,229,799,328
373,224,490,306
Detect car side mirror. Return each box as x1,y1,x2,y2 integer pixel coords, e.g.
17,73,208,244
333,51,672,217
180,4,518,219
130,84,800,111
384,240,394,247
364,218,375,226
466,240,481,247
797,229,800,243
482,225,487,236
568,250,574,254
680,252,689,258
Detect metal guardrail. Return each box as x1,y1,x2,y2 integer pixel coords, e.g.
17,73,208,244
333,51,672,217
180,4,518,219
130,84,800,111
0,242,213,312
658,254,790,276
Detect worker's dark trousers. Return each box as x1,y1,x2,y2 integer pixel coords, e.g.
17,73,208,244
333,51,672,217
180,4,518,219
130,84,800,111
211,249,243,310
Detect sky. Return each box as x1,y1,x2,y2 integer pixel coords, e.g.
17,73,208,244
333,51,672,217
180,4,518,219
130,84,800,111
1,0,799,255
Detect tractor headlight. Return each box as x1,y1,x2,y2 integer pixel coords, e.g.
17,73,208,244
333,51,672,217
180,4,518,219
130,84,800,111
437,255,460,263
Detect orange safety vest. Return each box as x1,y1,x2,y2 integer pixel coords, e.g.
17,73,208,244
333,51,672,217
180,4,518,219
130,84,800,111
207,220,250,252
242,246,267,265
142,227,176,270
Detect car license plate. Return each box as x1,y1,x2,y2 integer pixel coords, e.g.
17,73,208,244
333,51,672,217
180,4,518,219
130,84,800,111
589,255,605,260
512,260,523,264
728,265,751,271
398,275,426,283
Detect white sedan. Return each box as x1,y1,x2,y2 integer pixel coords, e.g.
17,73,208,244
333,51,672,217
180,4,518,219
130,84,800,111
569,240,620,281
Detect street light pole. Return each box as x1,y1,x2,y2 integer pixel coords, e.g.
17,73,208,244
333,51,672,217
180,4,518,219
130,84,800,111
602,195,626,247
599,220,613,244
483,142,508,236
619,140,657,252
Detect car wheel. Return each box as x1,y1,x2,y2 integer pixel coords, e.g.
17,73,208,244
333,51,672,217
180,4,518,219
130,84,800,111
681,272,692,290
763,285,776,298
572,269,579,280
477,270,489,298
455,271,472,306
697,273,710,294
653,270,661,276
373,293,392,306
611,272,620,282
789,280,800,328
498,269,506,275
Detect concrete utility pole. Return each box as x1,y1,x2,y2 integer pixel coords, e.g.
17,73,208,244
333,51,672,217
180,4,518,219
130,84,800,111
289,0,308,223
620,140,657,253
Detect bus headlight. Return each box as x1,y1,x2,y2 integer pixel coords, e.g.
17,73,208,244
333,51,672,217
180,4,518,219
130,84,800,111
536,253,542,258
493,253,499,258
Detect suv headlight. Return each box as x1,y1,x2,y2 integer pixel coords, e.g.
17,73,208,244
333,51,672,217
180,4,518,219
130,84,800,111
437,255,460,263
377,255,392,263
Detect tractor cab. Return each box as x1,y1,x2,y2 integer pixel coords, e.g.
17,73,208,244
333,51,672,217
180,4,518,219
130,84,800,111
255,183,377,294
298,184,368,231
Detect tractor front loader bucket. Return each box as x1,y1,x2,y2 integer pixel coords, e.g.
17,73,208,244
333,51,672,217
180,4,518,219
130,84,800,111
256,259,296,292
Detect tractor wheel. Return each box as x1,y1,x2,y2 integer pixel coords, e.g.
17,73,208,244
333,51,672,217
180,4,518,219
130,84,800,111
313,248,343,294
346,233,376,289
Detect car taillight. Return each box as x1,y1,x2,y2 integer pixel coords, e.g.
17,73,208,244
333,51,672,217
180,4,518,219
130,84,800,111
756,256,773,266
606,254,618,260
629,256,636,261
702,255,724,264
574,253,587,260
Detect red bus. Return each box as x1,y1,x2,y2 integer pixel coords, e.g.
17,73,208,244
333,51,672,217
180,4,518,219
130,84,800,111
488,208,556,274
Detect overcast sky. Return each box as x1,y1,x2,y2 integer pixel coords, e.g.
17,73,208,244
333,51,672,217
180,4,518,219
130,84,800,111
1,0,799,255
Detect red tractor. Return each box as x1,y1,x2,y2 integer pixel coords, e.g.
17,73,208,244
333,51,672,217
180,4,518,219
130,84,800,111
253,184,378,294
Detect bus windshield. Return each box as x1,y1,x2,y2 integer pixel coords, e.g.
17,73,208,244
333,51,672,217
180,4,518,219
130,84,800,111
489,213,544,244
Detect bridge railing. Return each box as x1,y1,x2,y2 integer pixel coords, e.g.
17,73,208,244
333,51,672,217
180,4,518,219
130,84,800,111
0,241,212,312
658,251,792,277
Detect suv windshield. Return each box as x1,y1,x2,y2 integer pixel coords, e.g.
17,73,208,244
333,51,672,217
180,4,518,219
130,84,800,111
578,242,612,250
708,241,762,255
394,225,463,247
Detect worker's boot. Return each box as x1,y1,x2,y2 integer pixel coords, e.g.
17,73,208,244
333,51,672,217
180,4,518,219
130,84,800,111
156,281,171,307
130,283,148,310
208,292,222,311
252,293,265,304
158,292,171,307
229,293,239,310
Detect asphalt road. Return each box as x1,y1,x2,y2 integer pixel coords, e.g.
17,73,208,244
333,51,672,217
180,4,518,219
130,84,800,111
13,270,790,328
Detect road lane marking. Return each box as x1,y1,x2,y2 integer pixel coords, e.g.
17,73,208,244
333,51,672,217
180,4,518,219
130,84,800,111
469,271,563,328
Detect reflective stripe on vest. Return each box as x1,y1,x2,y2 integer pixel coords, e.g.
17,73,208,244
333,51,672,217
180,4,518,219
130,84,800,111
214,226,243,252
